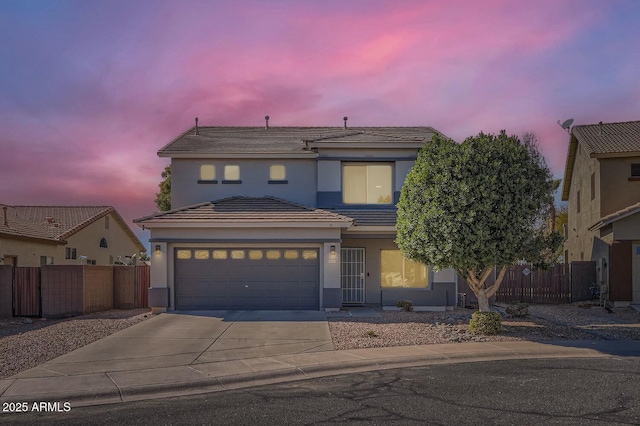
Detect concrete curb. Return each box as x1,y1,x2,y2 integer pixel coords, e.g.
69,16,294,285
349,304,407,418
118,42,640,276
0,343,615,408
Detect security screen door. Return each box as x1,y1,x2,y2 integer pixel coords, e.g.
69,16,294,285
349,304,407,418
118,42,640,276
341,248,365,304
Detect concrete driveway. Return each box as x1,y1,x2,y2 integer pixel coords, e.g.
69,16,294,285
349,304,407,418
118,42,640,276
14,310,333,378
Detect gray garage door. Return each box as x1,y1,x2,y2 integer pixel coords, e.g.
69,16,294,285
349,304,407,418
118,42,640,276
175,248,319,310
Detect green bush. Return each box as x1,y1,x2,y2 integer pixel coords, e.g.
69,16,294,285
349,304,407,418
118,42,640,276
396,300,414,312
469,311,502,335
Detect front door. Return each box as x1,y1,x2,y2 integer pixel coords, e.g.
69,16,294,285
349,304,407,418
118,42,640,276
341,247,365,304
633,243,640,304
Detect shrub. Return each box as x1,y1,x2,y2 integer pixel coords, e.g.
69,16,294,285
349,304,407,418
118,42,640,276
366,330,377,337
396,300,414,312
469,311,502,335
505,303,529,318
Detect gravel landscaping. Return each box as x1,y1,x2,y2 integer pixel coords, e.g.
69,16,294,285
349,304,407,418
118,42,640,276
0,309,153,379
328,303,640,350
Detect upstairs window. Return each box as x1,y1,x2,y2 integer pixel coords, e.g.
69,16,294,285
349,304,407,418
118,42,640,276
200,165,216,181
269,165,286,180
631,163,640,177
224,165,240,181
343,163,392,204
99,238,108,248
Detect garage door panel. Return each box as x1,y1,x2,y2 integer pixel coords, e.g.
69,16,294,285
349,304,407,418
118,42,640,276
175,248,319,310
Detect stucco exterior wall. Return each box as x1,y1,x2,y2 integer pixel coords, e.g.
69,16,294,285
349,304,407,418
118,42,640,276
395,161,414,192
613,214,640,240
150,227,342,241
0,238,59,267
565,146,640,265
600,156,640,215
565,144,601,262
171,158,318,208
63,213,142,266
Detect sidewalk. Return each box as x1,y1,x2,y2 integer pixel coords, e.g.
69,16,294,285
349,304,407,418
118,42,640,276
2,339,638,408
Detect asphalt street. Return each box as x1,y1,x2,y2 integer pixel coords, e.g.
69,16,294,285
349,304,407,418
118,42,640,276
2,357,639,425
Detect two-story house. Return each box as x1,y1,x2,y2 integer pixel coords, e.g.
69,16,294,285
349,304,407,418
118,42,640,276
135,123,458,312
561,120,640,306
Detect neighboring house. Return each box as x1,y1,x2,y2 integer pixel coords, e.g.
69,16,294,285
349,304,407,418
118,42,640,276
135,124,458,312
0,205,145,267
561,120,640,306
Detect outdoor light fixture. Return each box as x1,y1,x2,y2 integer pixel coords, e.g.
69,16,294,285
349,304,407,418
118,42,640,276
330,245,336,255
155,245,161,253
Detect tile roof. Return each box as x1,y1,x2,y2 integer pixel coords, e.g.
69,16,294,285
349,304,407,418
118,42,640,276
588,200,640,231
134,197,354,226
333,210,397,227
572,120,640,156
0,205,144,250
158,126,441,156
0,205,61,243
561,120,640,201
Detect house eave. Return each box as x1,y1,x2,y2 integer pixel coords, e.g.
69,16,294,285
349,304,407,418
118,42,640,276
590,151,640,159
137,221,352,229
158,152,318,159
343,226,397,233
0,232,66,245
308,142,426,149
561,134,578,201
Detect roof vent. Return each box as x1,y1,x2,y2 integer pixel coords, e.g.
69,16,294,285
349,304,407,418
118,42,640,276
2,206,7,227
599,121,603,136
343,116,348,129
194,117,199,135
265,115,270,129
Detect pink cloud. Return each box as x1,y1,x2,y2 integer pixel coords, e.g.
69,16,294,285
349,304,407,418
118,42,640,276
1,0,637,239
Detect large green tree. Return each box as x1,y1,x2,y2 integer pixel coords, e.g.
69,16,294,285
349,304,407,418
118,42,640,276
397,131,562,311
155,165,171,212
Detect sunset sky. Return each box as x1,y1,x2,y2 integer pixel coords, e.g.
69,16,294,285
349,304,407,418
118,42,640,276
1,0,639,249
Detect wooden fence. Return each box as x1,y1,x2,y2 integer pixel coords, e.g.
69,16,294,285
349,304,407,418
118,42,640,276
3,265,150,318
458,261,596,305
495,264,570,304
14,267,41,316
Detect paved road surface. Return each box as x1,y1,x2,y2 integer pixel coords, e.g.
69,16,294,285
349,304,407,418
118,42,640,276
2,357,639,425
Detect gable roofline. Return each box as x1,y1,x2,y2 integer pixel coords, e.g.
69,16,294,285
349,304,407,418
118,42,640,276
561,133,578,201
561,120,640,201
57,207,146,252
588,200,640,232
3,205,145,252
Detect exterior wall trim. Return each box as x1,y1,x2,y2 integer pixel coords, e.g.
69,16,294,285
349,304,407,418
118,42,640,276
318,156,418,161
150,238,343,243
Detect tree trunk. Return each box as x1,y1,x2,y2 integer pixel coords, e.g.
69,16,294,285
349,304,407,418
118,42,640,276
464,266,508,312
476,289,490,311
